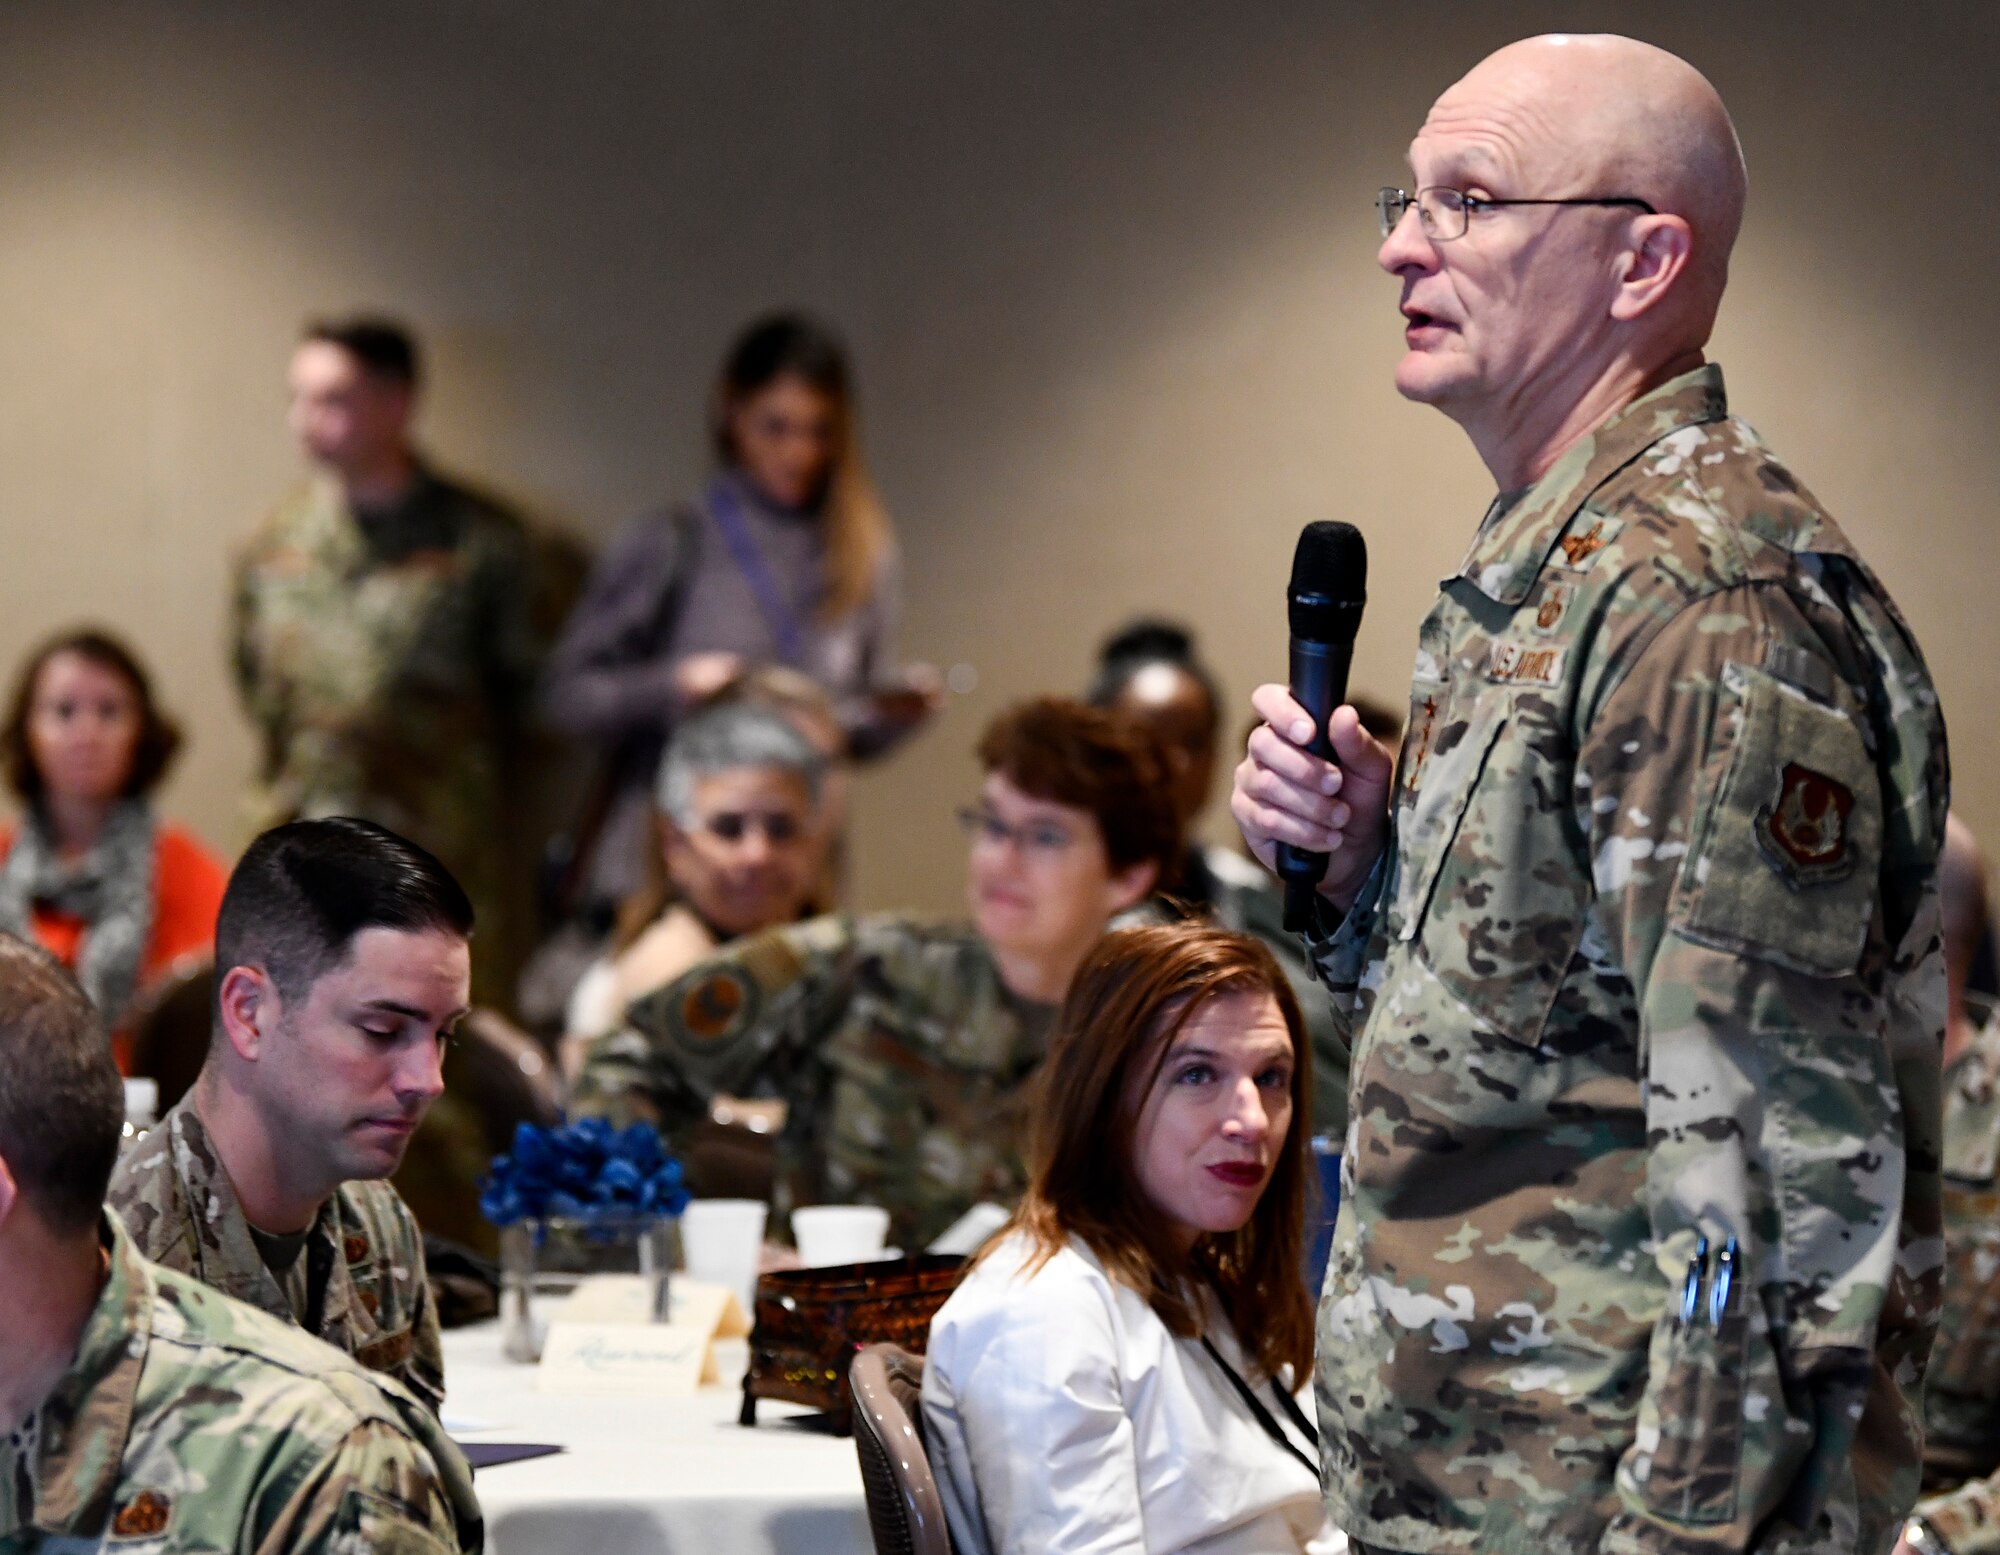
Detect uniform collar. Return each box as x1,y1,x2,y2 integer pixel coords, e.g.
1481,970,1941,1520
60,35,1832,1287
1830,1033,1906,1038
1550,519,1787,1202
1453,363,1729,606
162,1098,363,1344
23,1213,153,1537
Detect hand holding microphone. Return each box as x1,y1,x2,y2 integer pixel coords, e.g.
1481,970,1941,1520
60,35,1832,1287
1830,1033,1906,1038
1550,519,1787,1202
1229,522,1396,927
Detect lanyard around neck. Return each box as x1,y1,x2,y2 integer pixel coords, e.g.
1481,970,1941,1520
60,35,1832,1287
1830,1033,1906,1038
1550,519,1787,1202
707,479,808,667
1198,1334,1320,1478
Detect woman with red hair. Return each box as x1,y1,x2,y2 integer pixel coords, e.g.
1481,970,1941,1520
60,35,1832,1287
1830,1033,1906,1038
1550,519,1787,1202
923,922,1336,1554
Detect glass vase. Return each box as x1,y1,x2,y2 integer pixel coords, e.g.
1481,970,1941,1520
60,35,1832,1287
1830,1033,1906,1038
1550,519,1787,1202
497,1213,676,1363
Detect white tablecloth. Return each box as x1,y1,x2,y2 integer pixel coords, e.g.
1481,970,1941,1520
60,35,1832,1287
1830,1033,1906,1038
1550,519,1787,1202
442,1323,872,1555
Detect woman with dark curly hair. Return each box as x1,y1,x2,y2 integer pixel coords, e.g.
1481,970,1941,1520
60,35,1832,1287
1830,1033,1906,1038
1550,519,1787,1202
0,629,227,1053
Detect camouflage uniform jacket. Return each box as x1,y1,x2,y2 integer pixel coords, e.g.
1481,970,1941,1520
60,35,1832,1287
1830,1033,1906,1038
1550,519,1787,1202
1,1212,480,1552
1304,366,1948,1555
1912,1001,2000,1553
231,465,540,972
573,914,1058,1251
107,1095,445,1416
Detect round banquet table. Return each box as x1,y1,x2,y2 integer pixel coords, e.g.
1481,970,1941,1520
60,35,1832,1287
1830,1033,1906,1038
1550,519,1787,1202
441,1322,873,1555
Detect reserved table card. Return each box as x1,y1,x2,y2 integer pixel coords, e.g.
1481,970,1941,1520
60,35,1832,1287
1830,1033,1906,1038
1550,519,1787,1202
538,1278,753,1393
538,1322,709,1395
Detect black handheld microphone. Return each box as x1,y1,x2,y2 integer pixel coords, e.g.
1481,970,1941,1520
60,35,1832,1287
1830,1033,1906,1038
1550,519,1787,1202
1275,521,1368,932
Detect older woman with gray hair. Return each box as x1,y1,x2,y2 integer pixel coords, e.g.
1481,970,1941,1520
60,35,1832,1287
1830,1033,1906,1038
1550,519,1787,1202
560,699,830,1076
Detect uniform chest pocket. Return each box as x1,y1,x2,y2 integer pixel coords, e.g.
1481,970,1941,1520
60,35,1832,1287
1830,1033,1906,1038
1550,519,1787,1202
1394,701,1589,1048
1676,662,1882,977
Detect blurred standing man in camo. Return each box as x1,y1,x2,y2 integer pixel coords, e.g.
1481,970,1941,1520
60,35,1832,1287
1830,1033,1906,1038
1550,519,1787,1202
0,934,480,1552
1232,34,1947,1555
233,316,543,1007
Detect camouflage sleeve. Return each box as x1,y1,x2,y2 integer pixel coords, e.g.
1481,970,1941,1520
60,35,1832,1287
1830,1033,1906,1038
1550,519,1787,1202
252,1417,479,1555
1581,591,1913,1551
407,1229,446,1418
232,543,273,722
571,915,861,1137
1919,1480,2000,1555
1300,851,1390,1049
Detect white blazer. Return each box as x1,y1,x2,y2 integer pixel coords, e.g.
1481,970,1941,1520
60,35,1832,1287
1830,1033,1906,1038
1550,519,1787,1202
922,1231,1343,1555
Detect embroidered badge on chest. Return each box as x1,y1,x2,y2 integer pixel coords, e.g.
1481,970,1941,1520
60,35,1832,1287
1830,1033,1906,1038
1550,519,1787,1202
1756,762,1857,884
1532,579,1577,635
111,1490,172,1538
676,968,756,1045
1553,514,1624,573
344,1234,370,1264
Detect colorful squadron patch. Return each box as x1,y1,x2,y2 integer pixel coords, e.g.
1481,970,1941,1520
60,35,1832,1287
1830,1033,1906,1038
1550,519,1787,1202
111,1490,172,1539
675,968,757,1046
1756,761,1856,885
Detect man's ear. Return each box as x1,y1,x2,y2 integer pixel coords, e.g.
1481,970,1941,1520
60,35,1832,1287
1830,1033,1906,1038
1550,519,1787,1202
215,965,279,1062
1609,215,1694,322
1105,859,1161,920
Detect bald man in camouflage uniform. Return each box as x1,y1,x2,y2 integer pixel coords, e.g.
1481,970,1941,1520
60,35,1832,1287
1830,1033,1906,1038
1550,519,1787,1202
1233,36,1946,1555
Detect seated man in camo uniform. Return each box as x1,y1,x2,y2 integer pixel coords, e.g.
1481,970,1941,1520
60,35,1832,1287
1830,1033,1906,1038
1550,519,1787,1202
573,697,1178,1251
109,818,472,1417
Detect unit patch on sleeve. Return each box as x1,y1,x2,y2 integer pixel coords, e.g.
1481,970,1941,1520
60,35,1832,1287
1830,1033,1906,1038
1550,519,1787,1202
1755,761,1857,885
674,968,757,1045
111,1490,173,1539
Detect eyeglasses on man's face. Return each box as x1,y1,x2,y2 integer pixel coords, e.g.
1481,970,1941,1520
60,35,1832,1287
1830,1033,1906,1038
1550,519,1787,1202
957,805,1077,861
1376,185,1657,242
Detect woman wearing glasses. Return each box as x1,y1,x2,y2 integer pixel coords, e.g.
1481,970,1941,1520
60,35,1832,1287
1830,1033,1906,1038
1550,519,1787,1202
570,698,1178,1254
923,923,1337,1555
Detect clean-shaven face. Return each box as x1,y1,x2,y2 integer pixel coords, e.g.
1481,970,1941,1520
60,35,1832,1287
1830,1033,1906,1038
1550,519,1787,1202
256,926,468,1186
1378,61,1629,425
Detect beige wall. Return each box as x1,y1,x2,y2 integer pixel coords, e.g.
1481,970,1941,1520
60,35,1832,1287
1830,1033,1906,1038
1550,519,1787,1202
0,3,1992,924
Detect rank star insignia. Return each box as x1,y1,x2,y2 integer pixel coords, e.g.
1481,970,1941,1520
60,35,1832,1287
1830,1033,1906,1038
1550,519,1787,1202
1756,761,1857,885
111,1489,172,1538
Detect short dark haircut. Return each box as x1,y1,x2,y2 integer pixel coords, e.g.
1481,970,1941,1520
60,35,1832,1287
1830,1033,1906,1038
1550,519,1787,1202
1,628,183,804
213,819,474,1021
977,698,1180,883
302,315,421,389
0,934,122,1235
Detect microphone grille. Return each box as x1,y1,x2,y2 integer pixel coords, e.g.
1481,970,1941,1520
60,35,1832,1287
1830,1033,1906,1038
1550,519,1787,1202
1289,521,1366,603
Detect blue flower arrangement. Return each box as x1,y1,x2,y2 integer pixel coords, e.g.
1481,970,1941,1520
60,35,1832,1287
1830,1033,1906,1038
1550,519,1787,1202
480,1117,691,1230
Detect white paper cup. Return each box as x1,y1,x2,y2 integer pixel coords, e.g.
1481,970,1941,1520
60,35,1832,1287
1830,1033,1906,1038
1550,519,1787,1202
791,1205,891,1268
679,1198,768,1316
